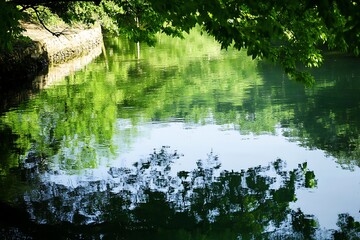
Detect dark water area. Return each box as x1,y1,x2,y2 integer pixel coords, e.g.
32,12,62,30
0,31,359,239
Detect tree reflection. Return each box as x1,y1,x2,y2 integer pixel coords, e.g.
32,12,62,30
2,31,359,174
257,56,360,168
333,214,360,240
1,33,359,238
3,147,356,239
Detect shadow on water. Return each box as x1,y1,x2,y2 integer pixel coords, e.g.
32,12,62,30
0,76,42,115
0,147,359,239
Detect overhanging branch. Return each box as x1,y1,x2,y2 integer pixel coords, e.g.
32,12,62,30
31,6,64,36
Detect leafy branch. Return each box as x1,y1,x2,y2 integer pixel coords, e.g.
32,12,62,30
31,6,64,37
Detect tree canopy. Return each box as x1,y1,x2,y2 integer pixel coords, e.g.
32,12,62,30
1,0,360,84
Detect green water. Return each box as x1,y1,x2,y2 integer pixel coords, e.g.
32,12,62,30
0,30,359,239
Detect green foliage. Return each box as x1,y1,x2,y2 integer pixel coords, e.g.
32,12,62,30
2,0,360,83
47,2,101,26
25,6,66,27
101,0,169,45
146,0,360,83
0,1,25,52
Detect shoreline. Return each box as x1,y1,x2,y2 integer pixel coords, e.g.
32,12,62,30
0,23,104,113
0,23,103,83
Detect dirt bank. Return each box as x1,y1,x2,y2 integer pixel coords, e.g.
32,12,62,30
0,23,103,82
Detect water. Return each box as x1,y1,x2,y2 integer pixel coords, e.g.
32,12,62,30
0,31,359,239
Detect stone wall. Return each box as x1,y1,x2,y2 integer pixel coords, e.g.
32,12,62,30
0,23,103,82
27,25,103,65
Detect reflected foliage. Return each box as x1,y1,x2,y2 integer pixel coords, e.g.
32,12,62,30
0,31,360,239
1,31,360,176
0,57,121,174
333,214,360,240
0,30,264,174
0,147,334,239
257,55,360,168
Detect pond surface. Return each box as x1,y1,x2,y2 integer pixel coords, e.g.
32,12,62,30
0,31,360,239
